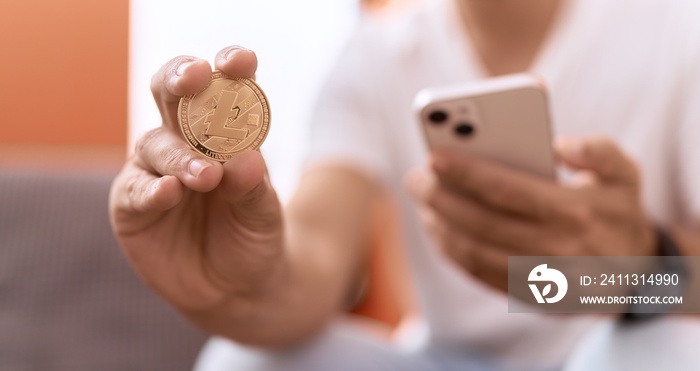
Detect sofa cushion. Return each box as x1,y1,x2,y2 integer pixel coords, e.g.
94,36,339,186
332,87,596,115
0,170,207,371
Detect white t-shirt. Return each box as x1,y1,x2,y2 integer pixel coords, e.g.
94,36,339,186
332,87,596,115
306,0,700,368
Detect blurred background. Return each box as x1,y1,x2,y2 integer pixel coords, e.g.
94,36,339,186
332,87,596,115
0,0,127,171
0,0,417,178
0,0,418,370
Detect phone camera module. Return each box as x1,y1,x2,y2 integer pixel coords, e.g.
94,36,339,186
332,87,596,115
428,110,448,124
454,123,475,137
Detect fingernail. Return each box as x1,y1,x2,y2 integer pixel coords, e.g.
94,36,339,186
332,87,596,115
405,170,430,198
189,160,211,178
176,61,196,76
560,138,585,161
225,46,250,60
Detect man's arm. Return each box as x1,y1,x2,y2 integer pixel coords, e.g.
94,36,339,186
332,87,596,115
109,46,378,348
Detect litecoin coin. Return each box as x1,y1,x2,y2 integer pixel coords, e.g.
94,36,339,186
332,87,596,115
178,71,271,162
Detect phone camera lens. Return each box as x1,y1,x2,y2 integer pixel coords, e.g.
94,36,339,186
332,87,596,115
428,110,448,124
455,123,475,137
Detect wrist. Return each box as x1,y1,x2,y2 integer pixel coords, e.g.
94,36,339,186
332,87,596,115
655,226,683,257
622,226,688,322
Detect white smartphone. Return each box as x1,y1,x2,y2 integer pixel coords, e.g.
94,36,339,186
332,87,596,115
414,74,556,180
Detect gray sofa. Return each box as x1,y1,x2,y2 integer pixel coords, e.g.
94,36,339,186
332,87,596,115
0,170,207,370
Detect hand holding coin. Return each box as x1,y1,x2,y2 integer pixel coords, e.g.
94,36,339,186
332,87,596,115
110,46,286,329
179,71,271,162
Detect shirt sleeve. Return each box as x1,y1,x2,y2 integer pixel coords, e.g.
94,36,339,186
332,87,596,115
302,23,393,183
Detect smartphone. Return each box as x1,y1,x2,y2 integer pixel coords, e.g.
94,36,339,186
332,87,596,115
414,74,556,180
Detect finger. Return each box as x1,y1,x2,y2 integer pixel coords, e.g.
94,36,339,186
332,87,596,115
466,243,510,292
134,127,224,192
151,56,212,129
429,152,565,219
555,136,640,186
127,173,183,214
218,150,282,233
406,169,540,252
110,162,184,229
418,207,509,292
214,45,258,78
415,204,450,245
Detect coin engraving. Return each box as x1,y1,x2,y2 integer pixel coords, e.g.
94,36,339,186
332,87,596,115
178,71,271,162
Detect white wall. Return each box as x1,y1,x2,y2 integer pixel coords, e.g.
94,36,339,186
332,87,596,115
129,0,359,201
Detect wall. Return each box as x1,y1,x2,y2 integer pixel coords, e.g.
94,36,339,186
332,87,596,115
0,0,128,146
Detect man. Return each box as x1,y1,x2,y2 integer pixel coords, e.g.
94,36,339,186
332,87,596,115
110,0,700,369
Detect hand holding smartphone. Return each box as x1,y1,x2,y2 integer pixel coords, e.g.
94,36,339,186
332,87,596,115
414,74,556,180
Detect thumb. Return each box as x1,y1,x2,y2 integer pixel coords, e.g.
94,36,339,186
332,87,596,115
218,150,282,232
555,136,640,186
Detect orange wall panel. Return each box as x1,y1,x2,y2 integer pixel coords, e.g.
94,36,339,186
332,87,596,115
0,0,128,145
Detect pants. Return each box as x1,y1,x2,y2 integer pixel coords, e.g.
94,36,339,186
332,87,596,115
194,316,700,371
193,320,493,371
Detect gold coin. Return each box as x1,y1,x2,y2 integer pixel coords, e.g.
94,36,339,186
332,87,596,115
178,71,271,162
